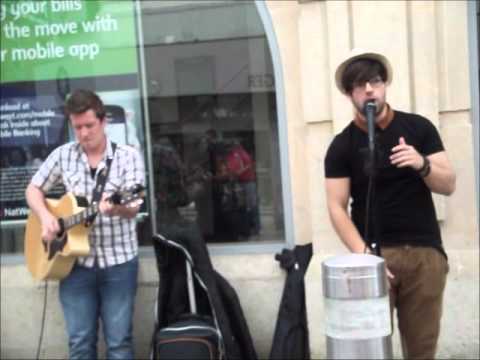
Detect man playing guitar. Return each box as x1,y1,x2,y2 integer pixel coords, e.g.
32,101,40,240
25,89,145,359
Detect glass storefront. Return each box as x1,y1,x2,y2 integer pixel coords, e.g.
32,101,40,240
0,0,286,254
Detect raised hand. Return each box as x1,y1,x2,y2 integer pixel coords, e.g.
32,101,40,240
390,136,424,170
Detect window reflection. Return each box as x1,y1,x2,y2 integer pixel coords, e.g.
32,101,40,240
142,1,285,243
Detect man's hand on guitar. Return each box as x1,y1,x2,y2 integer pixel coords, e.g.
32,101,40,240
40,211,61,243
99,193,141,219
99,193,122,217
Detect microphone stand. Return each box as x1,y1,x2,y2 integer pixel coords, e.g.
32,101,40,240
364,101,381,256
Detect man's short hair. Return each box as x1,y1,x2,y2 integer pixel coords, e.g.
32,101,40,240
341,59,387,95
65,89,106,120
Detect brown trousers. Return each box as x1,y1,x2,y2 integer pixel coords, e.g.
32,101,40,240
382,246,449,360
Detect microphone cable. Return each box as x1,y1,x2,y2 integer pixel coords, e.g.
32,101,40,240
36,280,49,360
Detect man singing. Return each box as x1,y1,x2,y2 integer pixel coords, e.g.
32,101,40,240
324,49,456,359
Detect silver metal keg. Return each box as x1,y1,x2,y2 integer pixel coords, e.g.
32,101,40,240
322,253,393,359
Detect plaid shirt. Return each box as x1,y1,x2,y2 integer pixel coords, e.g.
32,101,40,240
31,140,145,268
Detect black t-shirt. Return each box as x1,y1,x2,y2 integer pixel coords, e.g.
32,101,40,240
324,110,445,251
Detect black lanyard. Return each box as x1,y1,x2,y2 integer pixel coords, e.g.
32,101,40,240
85,142,117,226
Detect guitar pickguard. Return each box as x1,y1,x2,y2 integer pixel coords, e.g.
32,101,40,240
45,234,67,261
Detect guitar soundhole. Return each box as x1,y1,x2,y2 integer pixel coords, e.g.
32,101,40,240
47,234,67,260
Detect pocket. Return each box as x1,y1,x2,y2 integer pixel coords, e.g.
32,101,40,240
430,248,449,275
421,247,448,273
62,171,81,192
419,247,448,296
440,252,449,275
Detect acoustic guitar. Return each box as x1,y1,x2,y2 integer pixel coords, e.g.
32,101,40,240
24,185,145,281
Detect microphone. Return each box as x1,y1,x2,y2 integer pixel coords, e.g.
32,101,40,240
363,100,380,256
363,100,376,153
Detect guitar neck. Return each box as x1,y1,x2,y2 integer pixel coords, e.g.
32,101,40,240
62,202,99,230
59,186,144,230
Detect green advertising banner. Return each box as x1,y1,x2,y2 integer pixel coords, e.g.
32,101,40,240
0,0,138,83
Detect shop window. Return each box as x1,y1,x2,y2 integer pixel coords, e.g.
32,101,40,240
0,0,286,256
140,1,286,244
0,0,146,254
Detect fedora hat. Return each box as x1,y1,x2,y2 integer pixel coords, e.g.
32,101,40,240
335,48,393,94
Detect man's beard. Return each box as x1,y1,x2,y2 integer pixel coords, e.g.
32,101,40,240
354,99,386,117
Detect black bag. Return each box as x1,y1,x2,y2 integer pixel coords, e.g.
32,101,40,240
155,314,221,359
152,234,224,360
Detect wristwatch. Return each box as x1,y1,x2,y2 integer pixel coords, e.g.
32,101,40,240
418,155,431,177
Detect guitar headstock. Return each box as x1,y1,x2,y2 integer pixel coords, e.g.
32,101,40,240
109,184,146,207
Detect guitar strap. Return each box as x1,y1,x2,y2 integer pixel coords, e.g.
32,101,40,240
85,142,117,226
